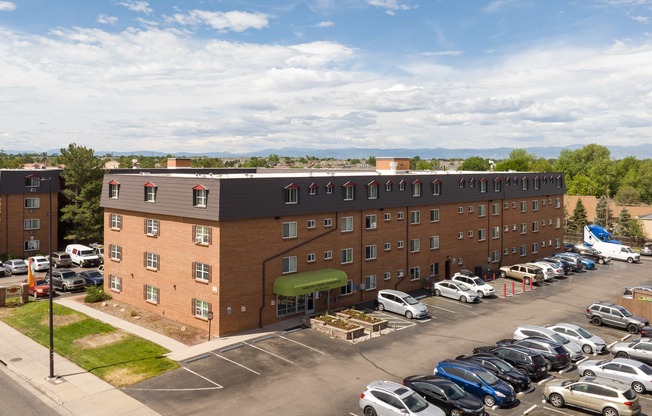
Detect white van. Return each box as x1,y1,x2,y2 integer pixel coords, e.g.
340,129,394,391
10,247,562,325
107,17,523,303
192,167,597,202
597,244,640,263
65,244,100,267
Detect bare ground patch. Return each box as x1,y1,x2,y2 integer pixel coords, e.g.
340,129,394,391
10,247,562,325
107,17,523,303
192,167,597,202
41,313,84,327
74,331,129,349
102,367,151,387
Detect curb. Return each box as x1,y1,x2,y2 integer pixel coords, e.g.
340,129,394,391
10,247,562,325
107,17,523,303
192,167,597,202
2,360,65,406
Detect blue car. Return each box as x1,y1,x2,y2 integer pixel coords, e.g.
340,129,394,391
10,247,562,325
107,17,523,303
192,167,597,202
78,270,104,287
560,252,596,270
433,359,516,408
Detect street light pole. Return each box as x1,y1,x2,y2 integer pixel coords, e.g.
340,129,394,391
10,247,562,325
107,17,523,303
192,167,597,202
207,311,213,341
43,176,55,380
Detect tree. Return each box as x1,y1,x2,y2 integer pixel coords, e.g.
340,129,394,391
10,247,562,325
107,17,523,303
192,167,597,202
594,196,614,230
614,186,641,206
58,144,105,243
366,156,376,167
567,198,588,233
459,156,490,171
493,149,535,172
616,207,647,240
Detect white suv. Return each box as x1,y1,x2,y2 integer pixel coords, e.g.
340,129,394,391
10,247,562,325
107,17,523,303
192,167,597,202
359,380,445,416
450,270,495,298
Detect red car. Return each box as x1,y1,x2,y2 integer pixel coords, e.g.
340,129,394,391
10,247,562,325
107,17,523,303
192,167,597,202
28,279,50,298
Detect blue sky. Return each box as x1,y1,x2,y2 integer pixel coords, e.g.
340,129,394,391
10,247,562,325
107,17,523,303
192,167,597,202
1,0,652,154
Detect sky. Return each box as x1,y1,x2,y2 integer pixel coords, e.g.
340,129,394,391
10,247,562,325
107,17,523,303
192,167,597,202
1,0,652,154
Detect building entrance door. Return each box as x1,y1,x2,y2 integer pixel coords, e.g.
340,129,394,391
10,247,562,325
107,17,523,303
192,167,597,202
306,292,315,314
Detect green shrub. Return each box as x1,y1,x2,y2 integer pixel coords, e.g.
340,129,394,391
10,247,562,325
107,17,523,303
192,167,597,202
84,286,112,303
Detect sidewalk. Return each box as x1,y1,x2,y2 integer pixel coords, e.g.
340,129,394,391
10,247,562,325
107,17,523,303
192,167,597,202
0,297,304,416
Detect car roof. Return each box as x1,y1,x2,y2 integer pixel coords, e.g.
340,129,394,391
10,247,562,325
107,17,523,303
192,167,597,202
579,376,633,391
378,289,411,297
612,357,650,368
549,322,580,330
440,359,489,372
516,324,557,335
366,380,413,396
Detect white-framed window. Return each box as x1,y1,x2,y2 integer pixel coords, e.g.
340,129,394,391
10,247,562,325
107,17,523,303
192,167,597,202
384,212,391,221
532,200,539,211
193,299,210,319
194,262,211,282
503,248,509,256
111,214,122,230
326,184,334,195
478,229,486,241
145,285,160,304
457,206,464,214
397,240,404,249
384,242,391,251
541,198,546,206
459,179,465,188
412,181,422,197
24,198,40,209
25,239,39,251
324,250,333,260
534,177,540,189
541,240,546,247
432,181,441,195
532,221,539,232
365,214,377,229
480,181,487,193
532,242,539,254
430,235,439,250
364,275,377,291
307,253,316,263
397,269,404,277
520,201,526,212
478,205,486,217
193,188,208,207
341,248,353,264
410,266,420,281
522,178,529,191
284,186,298,204
309,185,317,196
430,209,440,222
555,217,561,228
385,181,392,192
512,201,517,208
109,183,119,199
555,197,561,208
397,212,405,220
110,244,122,261
399,181,406,191
541,219,546,227
25,176,41,188
145,252,159,270
384,271,391,280
492,203,500,215
365,245,377,260
520,223,527,234
512,224,517,231
307,219,316,229
343,184,355,201
492,227,500,239
145,219,159,236
341,279,353,295
512,246,517,254
324,218,333,227
494,180,502,192
24,219,40,230
491,250,500,262
470,178,475,188
109,275,122,292
410,238,420,253
504,225,509,232
145,185,157,203
457,232,463,240
468,205,474,213
341,216,354,232
282,222,298,239
282,256,297,273
503,202,509,209
410,210,420,224
367,183,378,199
195,225,210,244
520,245,527,256
555,238,561,248
468,230,474,238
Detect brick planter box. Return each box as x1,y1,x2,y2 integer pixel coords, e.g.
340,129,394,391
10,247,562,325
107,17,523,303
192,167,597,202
307,317,365,341
335,312,388,333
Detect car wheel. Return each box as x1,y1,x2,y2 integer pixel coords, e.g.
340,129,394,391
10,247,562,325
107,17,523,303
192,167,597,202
616,351,629,359
582,344,593,354
632,381,645,394
524,277,531,285
405,310,413,319
434,289,441,296
363,406,377,416
544,359,552,371
549,393,564,408
6,269,11,275
451,409,464,416
603,407,619,416
482,395,496,407
477,290,484,298
61,284,67,292
598,258,605,264
583,370,595,377
591,316,602,326
500,271,507,278
516,367,528,376
627,324,640,334
33,292,38,300
460,295,468,303
377,303,385,311
627,257,634,263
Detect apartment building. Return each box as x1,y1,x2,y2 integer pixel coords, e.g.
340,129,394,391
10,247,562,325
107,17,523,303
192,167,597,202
0,170,61,258
100,158,565,337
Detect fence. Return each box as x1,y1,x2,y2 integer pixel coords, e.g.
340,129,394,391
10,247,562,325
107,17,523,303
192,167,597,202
564,231,647,249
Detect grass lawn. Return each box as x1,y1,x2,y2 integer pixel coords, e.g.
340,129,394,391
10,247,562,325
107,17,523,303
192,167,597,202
1,301,179,386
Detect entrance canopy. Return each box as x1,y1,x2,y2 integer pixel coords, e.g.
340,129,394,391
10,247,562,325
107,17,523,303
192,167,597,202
273,268,348,297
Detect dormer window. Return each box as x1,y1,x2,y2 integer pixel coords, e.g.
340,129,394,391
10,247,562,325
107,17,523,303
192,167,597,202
193,185,208,207
284,183,299,204
385,180,392,192
326,182,334,195
144,182,157,203
432,179,441,196
412,179,422,197
459,178,465,189
343,181,356,201
108,180,120,199
399,180,406,191
25,175,41,188
367,181,379,199
469,178,476,188
522,177,529,191
309,182,318,196
479,178,487,193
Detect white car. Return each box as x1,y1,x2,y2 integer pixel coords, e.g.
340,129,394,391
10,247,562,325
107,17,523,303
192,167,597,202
531,261,563,278
527,262,555,281
26,256,50,272
4,259,29,275
547,322,607,354
513,324,584,361
451,271,495,298
433,281,479,303
377,290,429,319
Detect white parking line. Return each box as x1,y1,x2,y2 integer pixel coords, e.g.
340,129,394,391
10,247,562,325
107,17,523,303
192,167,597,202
245,341,295,364
539,404,573,415
430,296,474,308
278,335,326,354
183,367,223,388
419,302,456,313
211,352,261,375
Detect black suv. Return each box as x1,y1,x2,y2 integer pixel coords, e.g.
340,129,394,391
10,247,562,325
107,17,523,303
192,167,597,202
572,245,611,264
496,338,571,371
45,269,85,292
472,345,548,380
585,301,648,334
456,353,532,392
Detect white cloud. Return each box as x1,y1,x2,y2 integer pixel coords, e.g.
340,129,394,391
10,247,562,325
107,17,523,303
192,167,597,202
118,1,152,14
97,14,118,25
422,50,463,57
0,1,16,11
630,14,650,23
366,0,414,12
167,10,269,32
316,21,334,28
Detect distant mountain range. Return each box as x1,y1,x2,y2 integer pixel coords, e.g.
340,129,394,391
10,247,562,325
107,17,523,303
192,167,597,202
9,144,652,160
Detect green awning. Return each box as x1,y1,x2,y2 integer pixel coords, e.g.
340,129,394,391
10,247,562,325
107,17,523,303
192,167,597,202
273,268,348,296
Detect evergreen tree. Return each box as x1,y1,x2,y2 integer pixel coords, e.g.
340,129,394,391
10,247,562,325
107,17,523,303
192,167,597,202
594,196,614,229
57,143,105,243
568,198,588,232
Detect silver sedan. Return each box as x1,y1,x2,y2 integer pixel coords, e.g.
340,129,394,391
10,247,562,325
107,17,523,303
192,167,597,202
547,322,607,354
577,357,652,394
433,281,479,303
610,338,652,364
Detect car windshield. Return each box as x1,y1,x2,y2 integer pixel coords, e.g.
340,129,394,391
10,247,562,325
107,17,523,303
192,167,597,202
575,327,593,339
87,271,102,278
638,363,652,375
624,247,635,253
476,369,500,385
35,280,48,285
551,333,569,344
623,389,637,400
403,296,420,305
61,272,77,279
490,358,514,372
470,277,483,285
80,250,94,256
620,309,633,317
457,283,472,292
402,392,429,412
443,383,466,400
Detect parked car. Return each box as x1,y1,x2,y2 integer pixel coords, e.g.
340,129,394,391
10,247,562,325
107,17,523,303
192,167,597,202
623,285,652,299
78,270,104,287
610,338,652,364
563,242,576,252
90,242,104,264
527,262,556,280
499,264,545,285
377,289,428,319
65,244,100,267
539,257,572,275
27,256,50,272
496,337,571,371
47,251,72,268
553,253,583,272
433,359,516,407
450,271,495,298
0,261,6,277
471,345,547,380
4,259,29,275
641,242,652,256
578,357,652,394
45,269,85,292
512,324,583,361
573,245,612,264
561,252,596,270
586,301,649,334
455,353,532,392
27,278,50,299
547,323,607,354
98,264,104,275
402,375,487,416
542,376,641,415
359,380,445,416
433,281,479,303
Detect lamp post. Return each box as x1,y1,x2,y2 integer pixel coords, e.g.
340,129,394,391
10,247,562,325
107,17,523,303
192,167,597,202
41,175,55,381
207,311,213,341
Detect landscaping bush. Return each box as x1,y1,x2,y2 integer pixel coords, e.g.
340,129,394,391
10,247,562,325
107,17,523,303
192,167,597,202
84,286,112,303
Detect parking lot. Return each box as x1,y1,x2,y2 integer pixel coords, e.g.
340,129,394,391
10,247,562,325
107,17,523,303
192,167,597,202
116,258,652,416
0,263,101,299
